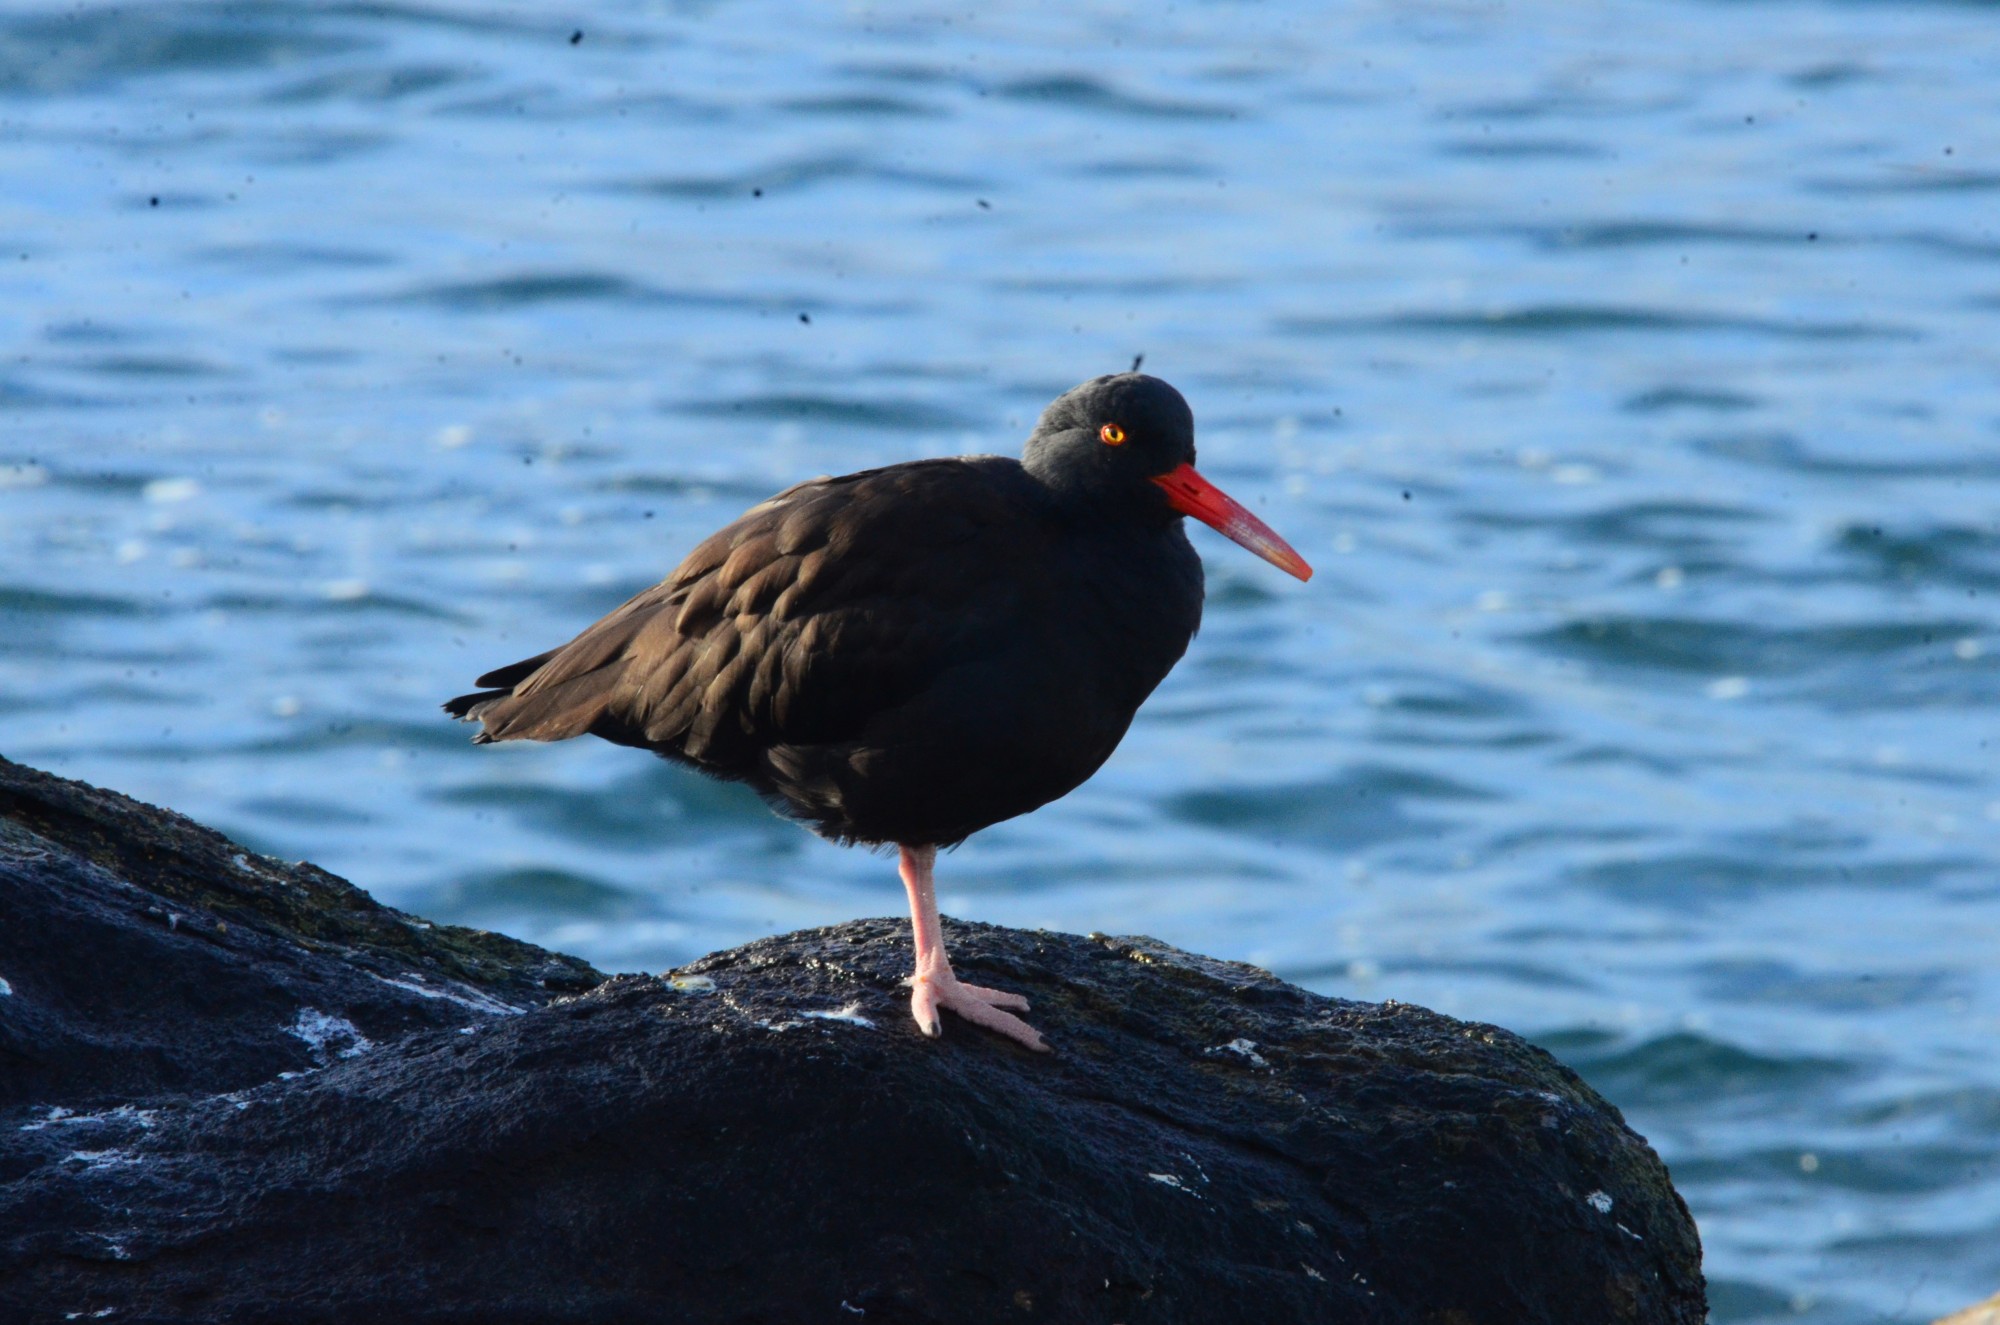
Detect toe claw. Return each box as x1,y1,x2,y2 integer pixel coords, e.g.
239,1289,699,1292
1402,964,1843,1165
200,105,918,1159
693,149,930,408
910,985,942,1037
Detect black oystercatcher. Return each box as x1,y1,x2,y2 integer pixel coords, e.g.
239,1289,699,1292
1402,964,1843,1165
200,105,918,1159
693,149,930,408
445,373,1310,1050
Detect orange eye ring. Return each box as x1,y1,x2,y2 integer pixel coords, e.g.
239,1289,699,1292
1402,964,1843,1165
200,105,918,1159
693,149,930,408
1099,423,1126,446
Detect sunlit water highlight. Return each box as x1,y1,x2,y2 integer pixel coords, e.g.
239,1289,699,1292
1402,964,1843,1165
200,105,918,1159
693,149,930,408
4,3,1999,1319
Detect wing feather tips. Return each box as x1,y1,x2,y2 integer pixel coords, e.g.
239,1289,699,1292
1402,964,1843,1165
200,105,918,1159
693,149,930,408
443,690,502,721
442,688,516,740
442,690,512,744
473,649,559,690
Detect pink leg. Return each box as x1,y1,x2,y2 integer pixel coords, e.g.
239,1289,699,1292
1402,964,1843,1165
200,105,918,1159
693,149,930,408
899,844,1047,1052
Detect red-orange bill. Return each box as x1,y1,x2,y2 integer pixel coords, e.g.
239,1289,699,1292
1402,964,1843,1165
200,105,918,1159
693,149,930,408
1151,463,1313,582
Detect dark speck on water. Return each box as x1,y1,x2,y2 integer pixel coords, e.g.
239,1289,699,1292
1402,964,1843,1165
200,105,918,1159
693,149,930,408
3,4,1998,1321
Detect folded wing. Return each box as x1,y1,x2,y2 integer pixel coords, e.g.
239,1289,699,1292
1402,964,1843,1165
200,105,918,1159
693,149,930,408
444,458,1042,778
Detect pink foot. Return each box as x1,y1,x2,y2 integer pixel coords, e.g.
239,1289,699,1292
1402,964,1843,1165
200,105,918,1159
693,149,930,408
895,842,1049,1052
909,971,1048,1052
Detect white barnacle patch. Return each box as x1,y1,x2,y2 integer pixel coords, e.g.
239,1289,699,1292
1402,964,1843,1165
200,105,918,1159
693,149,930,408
229,851,292,888
1147,1172,1203,1199
667,974,717,995
65,1150,140,1172
23,1105,154,1133
370,972,523,1016
1205,1038,1269,1068
1585,1190,1614,1214
289,1008,373,1063
802,1003,875,1028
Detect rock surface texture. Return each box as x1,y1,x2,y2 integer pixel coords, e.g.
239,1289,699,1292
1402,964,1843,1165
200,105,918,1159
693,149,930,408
0,755,1706,1323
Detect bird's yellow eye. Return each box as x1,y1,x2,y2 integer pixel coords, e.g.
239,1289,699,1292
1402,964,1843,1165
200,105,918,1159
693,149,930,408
1099,423,1126,446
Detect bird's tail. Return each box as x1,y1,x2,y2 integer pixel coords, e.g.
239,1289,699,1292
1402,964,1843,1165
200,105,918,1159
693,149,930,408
441,648,562,743
441,689,510,741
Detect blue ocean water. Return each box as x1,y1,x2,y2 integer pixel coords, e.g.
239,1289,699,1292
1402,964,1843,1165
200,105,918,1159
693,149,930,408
3,2,1998,1317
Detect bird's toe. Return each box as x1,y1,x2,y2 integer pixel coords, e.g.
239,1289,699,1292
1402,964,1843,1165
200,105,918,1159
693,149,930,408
956,981,1030,1012
958,1000,1049,1053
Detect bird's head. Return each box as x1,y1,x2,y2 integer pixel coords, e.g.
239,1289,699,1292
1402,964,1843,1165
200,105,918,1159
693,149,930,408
1022,372,1312,582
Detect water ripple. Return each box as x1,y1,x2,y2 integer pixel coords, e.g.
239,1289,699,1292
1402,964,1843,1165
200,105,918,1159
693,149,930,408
997,74,1240,120
677,393,972,431
1281,305,1915,341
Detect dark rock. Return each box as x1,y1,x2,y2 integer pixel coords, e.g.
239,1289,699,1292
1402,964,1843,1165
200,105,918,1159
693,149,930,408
0,755,1705,1323
0,754,600,1112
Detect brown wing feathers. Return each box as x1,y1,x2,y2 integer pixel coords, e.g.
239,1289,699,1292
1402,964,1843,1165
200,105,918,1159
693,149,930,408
443,467,974,760
442,458,1036,848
